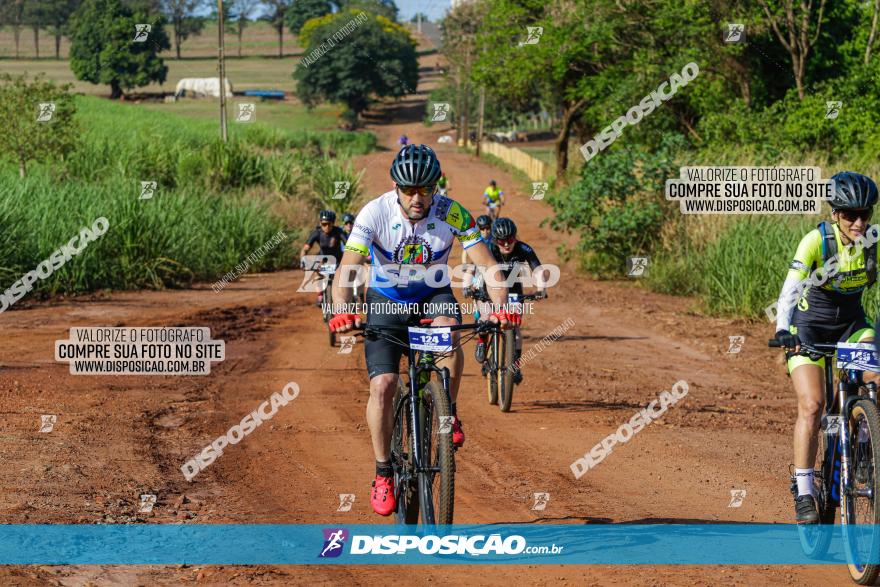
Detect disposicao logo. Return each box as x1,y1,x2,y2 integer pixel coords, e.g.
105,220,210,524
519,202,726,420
319,528,349,558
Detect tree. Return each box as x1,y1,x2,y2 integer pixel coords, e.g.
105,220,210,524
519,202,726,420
294,9,418,123
69,0,170,99
0,74,79,178
337,0,398,21
161,0,205,59
757,0,828,99
24,1,48,58
410,12,427,24
867,0,880,64
229,0,260,57
285,0,332,36
0,0,26,58
263,0,292,57
44,0,82,59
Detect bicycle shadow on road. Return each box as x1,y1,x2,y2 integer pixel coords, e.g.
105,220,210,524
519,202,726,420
513,399,651,413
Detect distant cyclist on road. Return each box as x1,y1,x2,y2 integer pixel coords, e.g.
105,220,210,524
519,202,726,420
438,172,448,196
464,217,547,384
483,180,504,220
300,210,347,306
327,144,516,517
773,171,880,524
342,212,355,238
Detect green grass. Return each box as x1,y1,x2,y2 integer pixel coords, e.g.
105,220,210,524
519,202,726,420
646,214,880,321
0,169,295,295
0,93,376,295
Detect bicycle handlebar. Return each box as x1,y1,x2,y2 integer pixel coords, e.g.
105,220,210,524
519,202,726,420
767,339,840,354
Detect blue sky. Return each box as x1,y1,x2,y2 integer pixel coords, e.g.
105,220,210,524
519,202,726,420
395,0,449,22
242,1,450,24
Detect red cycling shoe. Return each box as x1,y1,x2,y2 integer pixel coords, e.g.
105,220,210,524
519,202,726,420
452,417,465,448
371,475,396,516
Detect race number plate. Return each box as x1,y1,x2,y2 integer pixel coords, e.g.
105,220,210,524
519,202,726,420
836,343,880,372
408,327,453,353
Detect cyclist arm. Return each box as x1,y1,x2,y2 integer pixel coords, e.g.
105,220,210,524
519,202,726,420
331,248,366,309
521,244,546,295
465,241,507,309
775,230,821,334
300,228,320,260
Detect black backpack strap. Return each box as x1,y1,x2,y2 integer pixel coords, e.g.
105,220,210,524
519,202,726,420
818,221,837,264
866,224,877,286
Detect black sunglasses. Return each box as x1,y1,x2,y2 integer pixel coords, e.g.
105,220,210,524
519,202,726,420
839,209,872,222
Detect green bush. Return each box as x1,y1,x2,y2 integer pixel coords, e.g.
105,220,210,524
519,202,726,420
0,170,295,295
548,133,685,276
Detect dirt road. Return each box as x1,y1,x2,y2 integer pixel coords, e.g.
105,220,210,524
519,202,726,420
0,44,846,587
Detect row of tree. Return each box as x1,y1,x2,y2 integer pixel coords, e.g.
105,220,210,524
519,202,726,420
441,0,880,176
0,0,402,59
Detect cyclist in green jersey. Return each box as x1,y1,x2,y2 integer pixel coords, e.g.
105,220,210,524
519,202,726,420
774,171,880,523
483,180,504,220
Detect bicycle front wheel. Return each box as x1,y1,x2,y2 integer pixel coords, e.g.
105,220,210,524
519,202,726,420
842,399,880,584
798,418,837,558
486,333,498,405
417,380,455,525
498,329,516,413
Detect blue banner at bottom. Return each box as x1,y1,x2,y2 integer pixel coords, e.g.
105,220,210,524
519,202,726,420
1,524,879,565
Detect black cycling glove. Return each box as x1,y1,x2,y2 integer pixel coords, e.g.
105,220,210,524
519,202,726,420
775,329,800,349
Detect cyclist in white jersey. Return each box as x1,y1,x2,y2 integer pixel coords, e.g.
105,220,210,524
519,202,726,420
329,144,516,516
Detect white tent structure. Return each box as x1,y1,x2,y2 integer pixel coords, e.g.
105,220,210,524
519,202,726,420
174,78,233,99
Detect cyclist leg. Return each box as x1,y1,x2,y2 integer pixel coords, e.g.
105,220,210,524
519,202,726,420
364,289,406,462
788,320,846,522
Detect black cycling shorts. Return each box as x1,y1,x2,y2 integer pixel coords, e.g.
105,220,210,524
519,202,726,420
364,287,463,379
786,310,874,370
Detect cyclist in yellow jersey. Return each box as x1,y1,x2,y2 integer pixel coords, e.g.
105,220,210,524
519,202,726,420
774,171,880,523
483,180,505,220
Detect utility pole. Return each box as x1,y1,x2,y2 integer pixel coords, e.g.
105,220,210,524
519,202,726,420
417,12,422,34
218,0,228,142
476,86,485,156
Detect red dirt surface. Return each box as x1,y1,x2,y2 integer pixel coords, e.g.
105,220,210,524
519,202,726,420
0,38,845,587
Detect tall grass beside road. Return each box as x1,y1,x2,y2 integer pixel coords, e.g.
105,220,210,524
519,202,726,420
0,170,293,294
0,95,375,297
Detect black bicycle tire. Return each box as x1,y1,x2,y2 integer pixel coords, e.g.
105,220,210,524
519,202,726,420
487,332,499,405
418,380,455,525
499,329,516,412
843,399,880,584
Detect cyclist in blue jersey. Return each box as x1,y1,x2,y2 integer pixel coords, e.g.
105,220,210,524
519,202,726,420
328,145,517,517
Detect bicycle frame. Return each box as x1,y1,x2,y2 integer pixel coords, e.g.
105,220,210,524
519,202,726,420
401,348,452,486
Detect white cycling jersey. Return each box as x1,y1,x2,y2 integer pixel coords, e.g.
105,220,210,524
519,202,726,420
345,190,481,303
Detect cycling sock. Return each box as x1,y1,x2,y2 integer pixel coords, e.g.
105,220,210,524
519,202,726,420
795,468,814,497
376,460,393,478
450,402,458,417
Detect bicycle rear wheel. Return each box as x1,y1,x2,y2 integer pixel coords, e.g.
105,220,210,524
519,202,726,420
486,333,498,405
417,380,455,525
498,329,516,413
391,381,419,524
842,399,880,584
323,279,335,347
798,418,837,558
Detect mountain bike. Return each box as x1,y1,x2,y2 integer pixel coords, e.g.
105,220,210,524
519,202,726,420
318,264,337,346
769,339,880,583
358,320,498,526
472,290,545,412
